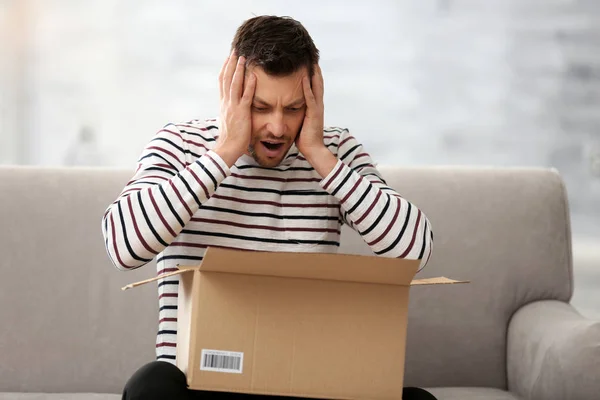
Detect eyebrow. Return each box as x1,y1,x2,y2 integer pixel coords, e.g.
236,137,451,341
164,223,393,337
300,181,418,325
253,96,305,108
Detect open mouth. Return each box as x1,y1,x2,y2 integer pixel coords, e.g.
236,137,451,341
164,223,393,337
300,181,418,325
261,141,284,151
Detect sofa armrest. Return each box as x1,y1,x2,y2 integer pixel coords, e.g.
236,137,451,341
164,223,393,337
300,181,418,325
507,300,600,400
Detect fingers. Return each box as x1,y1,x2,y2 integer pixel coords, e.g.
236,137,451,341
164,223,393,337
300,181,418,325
230,56,247,100
302,75,316,107
222,49,238,101
218,56,229,101
241,73,256,104
311,64,324,105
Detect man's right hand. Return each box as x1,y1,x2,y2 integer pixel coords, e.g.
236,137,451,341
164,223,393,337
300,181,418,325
214,50,256,167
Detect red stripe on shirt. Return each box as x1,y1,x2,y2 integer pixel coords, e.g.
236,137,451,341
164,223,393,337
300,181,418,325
160,128,182,138
368,197,401,247
354,163,375,171
127,175,169,185
109,212,136,269
322,162,344,190
339,135,354,148
148,190,177,237
146,146,186,168
188,166,210,198
157,267,179,275
341,177,363,204
399,209,422,258
206,153,226,177
156,342,177,348
212,194,339,208
170,242,250,252
177,124,211,131
230,173,320,183
190,217,340,233
155,163,175,169
353,153,369,162
169,180,193,217
127,195,159,255
121,188,143,197
161,129,210,151
355,191,382,225
366,178,385,187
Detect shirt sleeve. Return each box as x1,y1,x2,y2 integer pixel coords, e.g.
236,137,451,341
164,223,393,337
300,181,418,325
101,123,230,271
319,129,433,271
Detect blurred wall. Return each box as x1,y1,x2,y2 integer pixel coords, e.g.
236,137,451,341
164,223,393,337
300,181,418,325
2,0,599,232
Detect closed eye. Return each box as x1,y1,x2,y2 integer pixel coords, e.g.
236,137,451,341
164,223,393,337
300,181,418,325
252,106,268,112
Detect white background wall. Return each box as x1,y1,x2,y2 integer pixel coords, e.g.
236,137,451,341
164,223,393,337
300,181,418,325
1,0,598,317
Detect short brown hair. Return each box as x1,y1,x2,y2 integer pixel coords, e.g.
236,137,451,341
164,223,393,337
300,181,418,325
231,15,320,77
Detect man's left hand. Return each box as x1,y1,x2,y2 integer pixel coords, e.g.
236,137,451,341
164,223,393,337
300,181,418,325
297,64,338,178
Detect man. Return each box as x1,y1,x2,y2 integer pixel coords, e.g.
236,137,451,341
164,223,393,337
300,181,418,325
103,15,436,400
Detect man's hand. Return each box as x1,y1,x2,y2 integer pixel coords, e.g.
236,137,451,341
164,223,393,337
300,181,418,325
297,64,338,178
214,50,256,167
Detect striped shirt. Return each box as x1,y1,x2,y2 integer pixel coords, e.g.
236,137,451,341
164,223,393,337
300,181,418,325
102,118,434,363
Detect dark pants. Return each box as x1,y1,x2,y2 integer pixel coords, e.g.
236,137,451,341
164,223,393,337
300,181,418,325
123,361,437,400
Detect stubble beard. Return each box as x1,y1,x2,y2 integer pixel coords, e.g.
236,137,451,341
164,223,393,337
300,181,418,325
247,142,289,168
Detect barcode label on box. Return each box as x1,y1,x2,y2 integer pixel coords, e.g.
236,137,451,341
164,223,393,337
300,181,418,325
200,349,243,373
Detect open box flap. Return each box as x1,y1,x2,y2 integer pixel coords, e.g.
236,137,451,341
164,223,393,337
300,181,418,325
121,266,195,291
410,277,470,285
197,247,420,286
122,248,469,290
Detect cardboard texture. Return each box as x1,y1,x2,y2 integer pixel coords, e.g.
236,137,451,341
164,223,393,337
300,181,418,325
124,248,467,400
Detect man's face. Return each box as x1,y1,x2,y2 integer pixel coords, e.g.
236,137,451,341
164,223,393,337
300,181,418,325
246,66,307,167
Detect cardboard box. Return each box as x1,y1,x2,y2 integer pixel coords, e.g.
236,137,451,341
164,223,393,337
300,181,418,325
124,248,466,400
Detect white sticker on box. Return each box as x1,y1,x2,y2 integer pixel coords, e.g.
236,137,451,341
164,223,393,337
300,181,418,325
200,349,244,374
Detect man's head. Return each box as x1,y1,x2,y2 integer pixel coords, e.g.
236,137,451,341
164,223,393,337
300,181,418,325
231,16,320,167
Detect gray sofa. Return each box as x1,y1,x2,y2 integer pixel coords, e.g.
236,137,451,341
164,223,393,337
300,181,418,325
1,165,598,400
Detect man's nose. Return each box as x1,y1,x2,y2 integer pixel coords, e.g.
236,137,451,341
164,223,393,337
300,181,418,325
267,113,286,137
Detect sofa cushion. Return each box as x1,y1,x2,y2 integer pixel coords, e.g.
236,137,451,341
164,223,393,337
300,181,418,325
427,387,521,400
0,167,157,394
